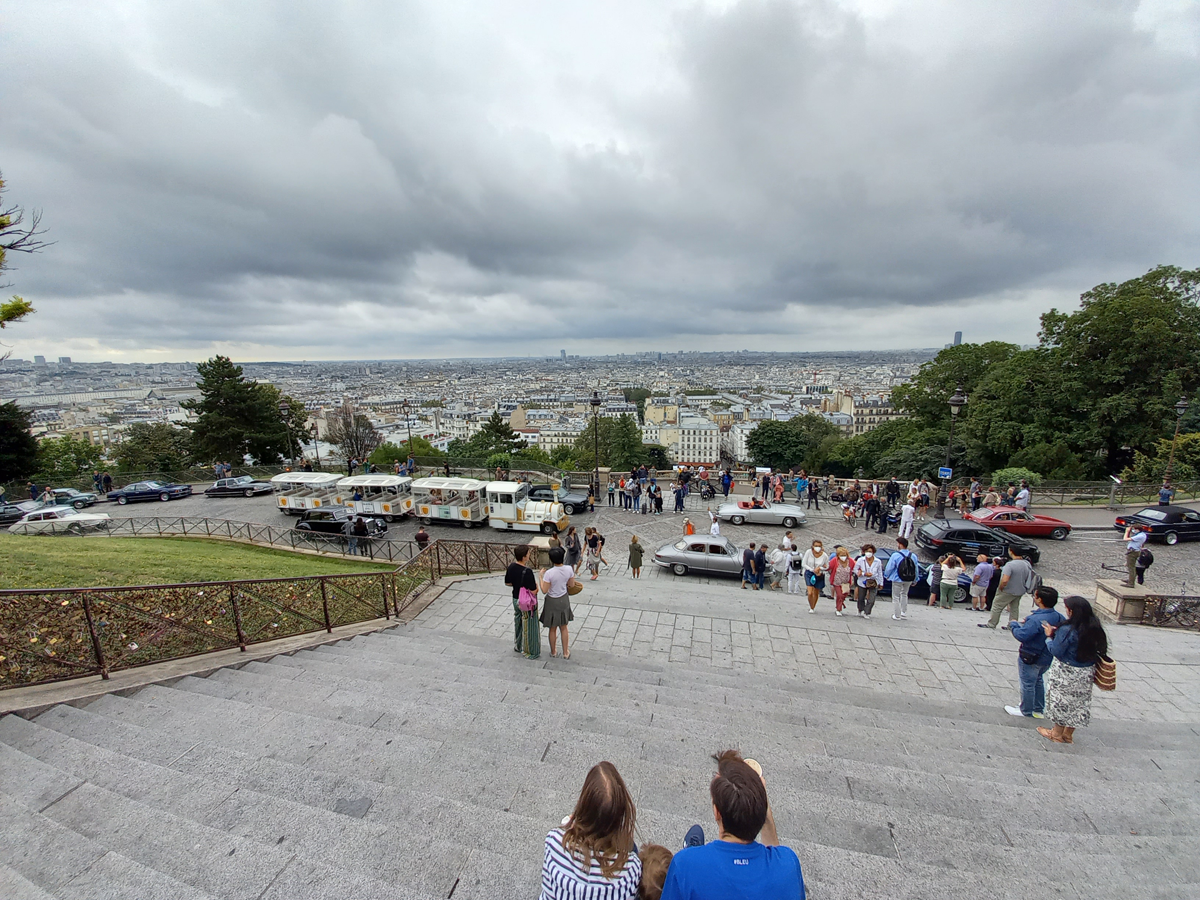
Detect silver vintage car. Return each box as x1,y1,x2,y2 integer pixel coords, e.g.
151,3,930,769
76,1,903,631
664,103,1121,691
716,499,807,528
653,534,745,577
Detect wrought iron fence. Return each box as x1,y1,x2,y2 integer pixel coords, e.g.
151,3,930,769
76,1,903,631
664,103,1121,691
1141,595,1200,630
0,538,517,689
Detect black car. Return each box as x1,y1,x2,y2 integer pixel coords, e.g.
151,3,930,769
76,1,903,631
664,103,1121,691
107,480,193,504
205,475,275,498
530,484,589,515
1114,505,1200,546
294,508,388,536
0,500,40,526
914,520,1040,564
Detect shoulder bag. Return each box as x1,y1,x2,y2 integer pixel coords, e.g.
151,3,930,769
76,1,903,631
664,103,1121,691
518,587,539,612
1093,655,1117,691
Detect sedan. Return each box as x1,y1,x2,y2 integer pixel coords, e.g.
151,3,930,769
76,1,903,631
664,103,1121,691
205,475,275,498
9,507,112,535
0,500,40,526
529,484,590,515
716,500,807,528
915,520,1040,564
965,506,1072,540
107,480,194,505
1114,505,1200,546
294,508,388,536
46,488,100,510
653,534,745,577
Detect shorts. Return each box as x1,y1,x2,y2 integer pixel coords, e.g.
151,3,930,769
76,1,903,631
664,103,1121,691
969,585,987,598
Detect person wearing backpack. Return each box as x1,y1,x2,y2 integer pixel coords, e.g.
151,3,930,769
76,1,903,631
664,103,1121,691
784,545,804,595
883,537,919,620
980,547,1033,630
1135,546,1154,585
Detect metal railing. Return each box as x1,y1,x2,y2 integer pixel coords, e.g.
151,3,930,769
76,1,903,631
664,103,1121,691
0,538,518,689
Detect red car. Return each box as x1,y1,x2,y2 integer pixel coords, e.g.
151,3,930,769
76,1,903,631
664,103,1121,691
964,506,1072,540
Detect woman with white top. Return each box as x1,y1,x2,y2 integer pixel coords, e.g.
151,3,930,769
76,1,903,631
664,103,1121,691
801,540,830,613
854,543,884,619
939,554,964,609
540,546,578,659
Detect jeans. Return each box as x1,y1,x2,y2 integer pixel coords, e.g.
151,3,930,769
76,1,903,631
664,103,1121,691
633,496,640,512
347,537,358,554
892,581,910,617
1018,656,1051,715
988,593,1021,628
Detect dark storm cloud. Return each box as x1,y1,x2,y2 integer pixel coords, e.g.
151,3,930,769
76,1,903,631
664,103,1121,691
3,0,1198,359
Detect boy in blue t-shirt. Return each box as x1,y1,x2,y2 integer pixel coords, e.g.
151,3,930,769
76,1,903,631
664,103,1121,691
660,751,805,900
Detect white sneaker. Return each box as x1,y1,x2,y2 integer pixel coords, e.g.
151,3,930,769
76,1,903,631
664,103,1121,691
900,613,907,619
808,608,815,614
1004,706,1025,717
863,614,871,619
835,610,843,616
892,615,900,620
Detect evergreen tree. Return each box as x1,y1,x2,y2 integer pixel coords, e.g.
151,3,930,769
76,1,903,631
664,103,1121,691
184,356,296,463
0,401,39,481
115,423,195,472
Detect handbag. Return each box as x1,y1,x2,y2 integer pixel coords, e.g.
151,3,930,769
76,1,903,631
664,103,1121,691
518,587,538,613
1093,655,1117,691
567,581,583,596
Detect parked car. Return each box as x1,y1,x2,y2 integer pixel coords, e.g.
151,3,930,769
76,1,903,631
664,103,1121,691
9,507,112,535
529,484,590,516
914,520,1040,564
294,507,388,536
964,506,1071,540
653,534,745,577
716,499,807,528
205,475,275,498
1113,505,1200,546
0,500,40,526
46,487,100,510
107,480,194,505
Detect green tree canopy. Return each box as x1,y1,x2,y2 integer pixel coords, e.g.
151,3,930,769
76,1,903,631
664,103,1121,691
115,423,194,473
183,356,301,464
369,437,444,466
1121,433,1200,483
745,414,842,471
572,415,647,471
0,401,38,482
36,435,100,481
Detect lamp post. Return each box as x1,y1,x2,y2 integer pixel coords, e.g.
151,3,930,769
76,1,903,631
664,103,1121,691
309,422,321,469
401,399,413,450
278,400,295,467
936,384,968,518
590,390,602,505
1165,397,1189,483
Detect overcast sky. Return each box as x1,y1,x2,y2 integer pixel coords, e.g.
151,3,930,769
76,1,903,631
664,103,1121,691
3,0,1198,362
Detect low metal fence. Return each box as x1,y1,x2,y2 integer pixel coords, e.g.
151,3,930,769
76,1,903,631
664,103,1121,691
0,538,518,689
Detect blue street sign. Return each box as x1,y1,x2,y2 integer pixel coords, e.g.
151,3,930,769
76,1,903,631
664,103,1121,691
938,467,953,480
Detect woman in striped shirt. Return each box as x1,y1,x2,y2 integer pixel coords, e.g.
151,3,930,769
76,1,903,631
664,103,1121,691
541,761,641,900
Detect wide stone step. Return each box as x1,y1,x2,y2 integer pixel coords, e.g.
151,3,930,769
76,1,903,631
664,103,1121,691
0,864,58,900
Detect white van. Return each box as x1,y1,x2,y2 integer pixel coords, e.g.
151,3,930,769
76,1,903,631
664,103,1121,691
271,472,344,515
485,481,568,535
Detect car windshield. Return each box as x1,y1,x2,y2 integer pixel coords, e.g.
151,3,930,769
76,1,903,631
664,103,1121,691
144,481,164,488
234,476,252,484
1134,508,1168,521
673,539,688,550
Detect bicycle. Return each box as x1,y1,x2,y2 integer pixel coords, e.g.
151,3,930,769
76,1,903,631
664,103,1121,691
842,502,858,528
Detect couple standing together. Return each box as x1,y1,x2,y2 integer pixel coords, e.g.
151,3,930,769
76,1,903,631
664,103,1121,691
506,545,578,661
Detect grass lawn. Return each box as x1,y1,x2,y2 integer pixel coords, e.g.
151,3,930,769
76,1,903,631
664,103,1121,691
0,536,395,590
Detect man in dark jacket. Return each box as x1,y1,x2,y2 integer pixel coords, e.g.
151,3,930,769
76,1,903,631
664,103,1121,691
1005,586,1066,718
753,544,768,591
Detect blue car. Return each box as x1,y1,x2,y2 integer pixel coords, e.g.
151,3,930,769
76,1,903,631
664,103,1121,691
848,546,932,601
107,480,193,505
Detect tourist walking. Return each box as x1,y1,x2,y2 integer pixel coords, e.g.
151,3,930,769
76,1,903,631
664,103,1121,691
540,761,641,899
882,537,918,619
674,480,686,513
753,543,768,591
981,547,1033,630
539,547,577,659
926,556,942,607
628,536,644,578
584,527,603,580
784,545,803,594
854,544,883,618
939,554,964,608
1123,524,1148,587
969,553,994,611
768,543,787,591
1039,596,1109,744
608,480,615,506
829,547,854,616
863,493,881,532
1005,585,1065,718
504,545,539,657
897,500,916,539
742,543,757,590
806,478,820,510
802,540,829,613
564,526,582,575
886,476,901,509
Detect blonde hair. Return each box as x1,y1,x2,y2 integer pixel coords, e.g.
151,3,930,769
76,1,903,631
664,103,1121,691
637,844,673,900
630,535,639,544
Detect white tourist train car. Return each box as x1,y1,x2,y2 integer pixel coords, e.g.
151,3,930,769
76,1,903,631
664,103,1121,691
485,481,568,535
410,477,489,528
271,472,344,515
334,474,414,522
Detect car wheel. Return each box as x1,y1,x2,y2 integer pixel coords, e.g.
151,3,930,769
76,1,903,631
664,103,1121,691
672,563,688,576
731,515,745,525
67,523,84,535
1165,531,1179,546
463,521,474,529
384,515,395,523
73,501,86,510
954,586,969,603
783,516,797,528
541,522,557,535
1049,527,1068,541
244,489,255,497
421,517,432,526
159,492,170,502
117,496,128,505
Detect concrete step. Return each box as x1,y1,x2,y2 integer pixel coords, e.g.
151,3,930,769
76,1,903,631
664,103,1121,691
0,864,58,900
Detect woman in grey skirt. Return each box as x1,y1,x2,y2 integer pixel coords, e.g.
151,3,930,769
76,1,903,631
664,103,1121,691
563,526,582,574
1039,596,1108,744
539,546,578,659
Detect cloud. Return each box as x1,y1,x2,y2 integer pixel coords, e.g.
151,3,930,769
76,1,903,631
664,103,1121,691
2,0,1198,361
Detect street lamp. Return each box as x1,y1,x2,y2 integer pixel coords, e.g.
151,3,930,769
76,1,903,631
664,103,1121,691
936,384,968,518
1165,397,1190,483
590,390,602,506
401,399,413,451
278,400,295,467
309,422,321,469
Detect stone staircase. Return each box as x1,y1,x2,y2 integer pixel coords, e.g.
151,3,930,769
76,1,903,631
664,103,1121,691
1,623,1196,900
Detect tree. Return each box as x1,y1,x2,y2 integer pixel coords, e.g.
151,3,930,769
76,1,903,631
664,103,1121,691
570,415,646,471
746,415,842,471
513,445,552,465
1121,433,1200,483
327,402,381,462
622,388,651,423
115,423,194,473
0,401,38,481
1,172,50,358
36,435,100,481
890,341,1021,431
472,411,527,457
184,356,299,464
370,437,444,467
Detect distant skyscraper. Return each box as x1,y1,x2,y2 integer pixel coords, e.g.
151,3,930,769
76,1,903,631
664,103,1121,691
34,355,46,365
953,331,962,346
58,356,71,364
561,349,566,361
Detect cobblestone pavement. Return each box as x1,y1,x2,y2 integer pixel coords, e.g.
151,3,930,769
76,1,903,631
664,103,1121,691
417,567,1200,724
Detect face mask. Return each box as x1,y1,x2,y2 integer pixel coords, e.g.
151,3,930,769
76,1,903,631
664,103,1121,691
838,553,848,560
865,552,874,558
813,545,822,553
